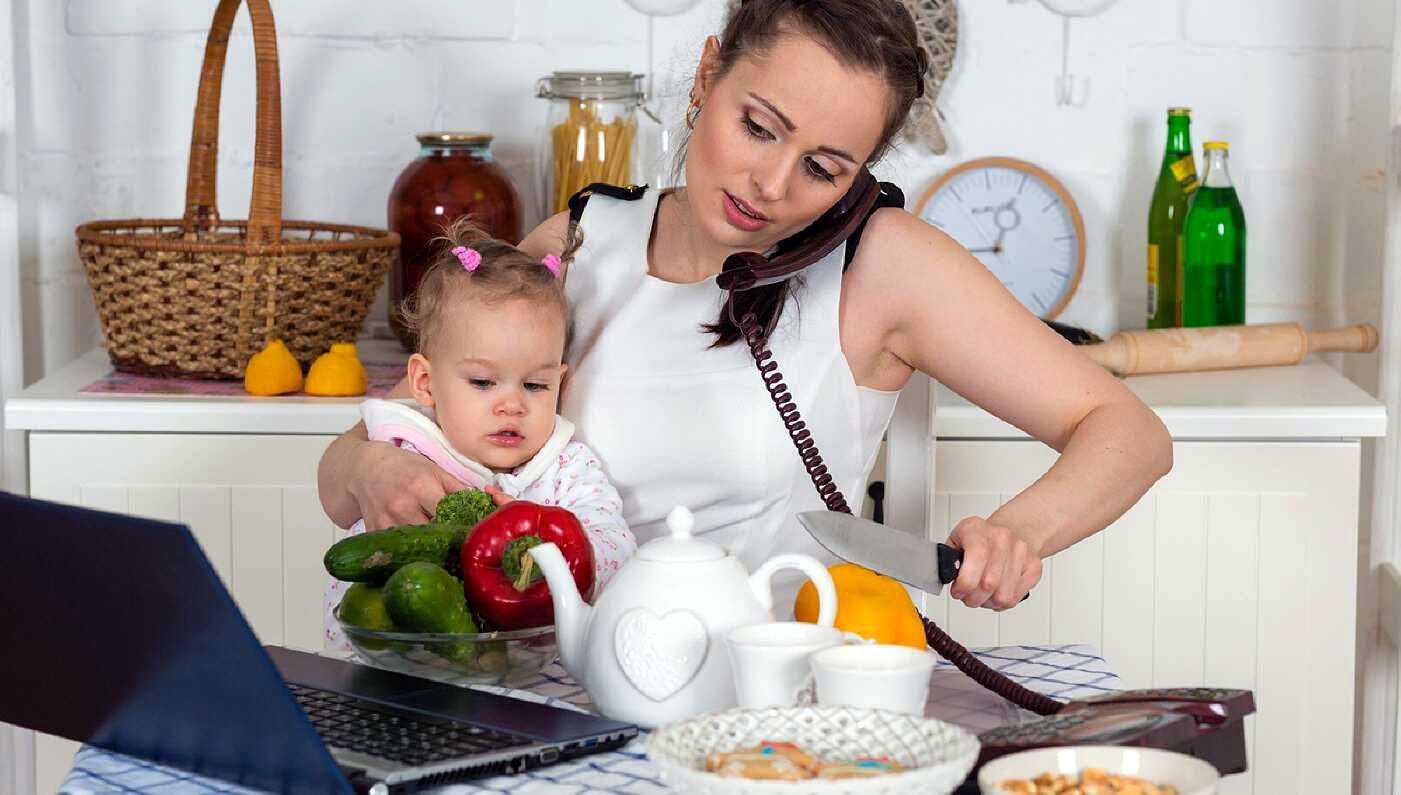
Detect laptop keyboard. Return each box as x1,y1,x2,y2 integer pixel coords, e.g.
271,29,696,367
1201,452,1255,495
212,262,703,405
288,684,533,767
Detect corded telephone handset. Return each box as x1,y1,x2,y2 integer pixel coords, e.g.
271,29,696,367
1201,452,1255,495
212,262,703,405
714,169,1255,779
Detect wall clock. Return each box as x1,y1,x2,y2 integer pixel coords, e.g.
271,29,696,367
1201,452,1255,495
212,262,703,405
912,157,1086,320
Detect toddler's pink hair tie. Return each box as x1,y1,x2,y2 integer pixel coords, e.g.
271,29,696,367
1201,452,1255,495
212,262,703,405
452,246,482,272
541,254,562,278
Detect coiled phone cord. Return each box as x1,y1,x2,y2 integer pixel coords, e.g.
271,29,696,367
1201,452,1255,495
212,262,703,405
736,307,1063,717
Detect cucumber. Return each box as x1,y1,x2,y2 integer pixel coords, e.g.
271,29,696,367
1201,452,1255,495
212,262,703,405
323,524,463,583
382,562,478,662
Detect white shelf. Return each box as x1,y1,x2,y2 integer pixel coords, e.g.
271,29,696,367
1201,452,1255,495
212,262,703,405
935,359,1386,440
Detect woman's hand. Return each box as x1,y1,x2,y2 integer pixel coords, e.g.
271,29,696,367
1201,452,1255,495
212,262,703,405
483,485,516,507
946,516,1043,610
348,441,465,530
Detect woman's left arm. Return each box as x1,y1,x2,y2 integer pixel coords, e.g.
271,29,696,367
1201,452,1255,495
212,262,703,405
846,210,1173,610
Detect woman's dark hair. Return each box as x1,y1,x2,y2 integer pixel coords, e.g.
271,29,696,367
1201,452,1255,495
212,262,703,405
558,0,927,347
698,0,929,346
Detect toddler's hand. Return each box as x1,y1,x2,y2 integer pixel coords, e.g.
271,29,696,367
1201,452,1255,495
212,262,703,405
484,485,515,506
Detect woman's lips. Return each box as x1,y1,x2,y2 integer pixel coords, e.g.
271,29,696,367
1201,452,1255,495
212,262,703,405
723,191,770,232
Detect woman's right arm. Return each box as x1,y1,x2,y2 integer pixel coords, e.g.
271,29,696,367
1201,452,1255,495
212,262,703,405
317,376,467,530
318,213,573,530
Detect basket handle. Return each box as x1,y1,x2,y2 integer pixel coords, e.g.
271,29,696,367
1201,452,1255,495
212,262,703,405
182,0,282,246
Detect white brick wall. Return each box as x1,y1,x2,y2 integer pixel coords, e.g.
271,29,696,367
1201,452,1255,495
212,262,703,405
11,0,1392,381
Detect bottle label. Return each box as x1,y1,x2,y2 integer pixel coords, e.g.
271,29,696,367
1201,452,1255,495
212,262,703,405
1147,243,1159,319
1170,156,1199,194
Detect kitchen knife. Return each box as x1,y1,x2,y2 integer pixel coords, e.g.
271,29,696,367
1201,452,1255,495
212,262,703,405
796,510,1030,601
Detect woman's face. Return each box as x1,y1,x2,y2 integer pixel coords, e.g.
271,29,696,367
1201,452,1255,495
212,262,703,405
687,31,891,252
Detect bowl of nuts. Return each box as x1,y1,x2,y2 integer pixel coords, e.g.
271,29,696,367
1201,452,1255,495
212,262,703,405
977,745,1220,794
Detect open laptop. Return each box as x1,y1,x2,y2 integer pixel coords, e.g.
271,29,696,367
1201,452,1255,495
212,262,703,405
0,493,637,794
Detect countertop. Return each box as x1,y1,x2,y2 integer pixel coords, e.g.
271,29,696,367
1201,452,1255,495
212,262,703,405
5,341,1387,440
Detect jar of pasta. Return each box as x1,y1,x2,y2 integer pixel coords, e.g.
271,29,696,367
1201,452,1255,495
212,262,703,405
535,71,646,221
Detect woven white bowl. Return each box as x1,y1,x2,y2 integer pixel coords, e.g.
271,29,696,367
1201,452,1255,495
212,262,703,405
646,705,980,794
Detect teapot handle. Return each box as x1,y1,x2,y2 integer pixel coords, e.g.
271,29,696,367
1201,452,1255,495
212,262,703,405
748,555,837,626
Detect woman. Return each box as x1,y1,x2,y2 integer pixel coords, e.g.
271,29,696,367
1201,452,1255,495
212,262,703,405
319,0,1171,614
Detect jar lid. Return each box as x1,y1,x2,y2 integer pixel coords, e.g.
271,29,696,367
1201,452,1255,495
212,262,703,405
636,506,725,562
416,132,493,145
537,71,645,101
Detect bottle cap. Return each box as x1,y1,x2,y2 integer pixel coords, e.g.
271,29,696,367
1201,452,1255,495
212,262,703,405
1168,107,1191,116
1204,141,1229,150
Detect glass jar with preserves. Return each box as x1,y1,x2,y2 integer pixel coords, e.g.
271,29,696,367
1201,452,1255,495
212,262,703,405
387,132,522,351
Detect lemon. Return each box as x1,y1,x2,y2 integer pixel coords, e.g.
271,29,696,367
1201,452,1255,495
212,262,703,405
305,342,368,397
243,339,304,396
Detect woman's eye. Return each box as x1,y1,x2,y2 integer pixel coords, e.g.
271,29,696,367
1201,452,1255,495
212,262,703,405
741,116,772,141
805,157,835,183
468,378,494,389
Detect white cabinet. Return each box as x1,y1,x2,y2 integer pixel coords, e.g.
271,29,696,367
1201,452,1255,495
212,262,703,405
4,349,1386,795
926,440,1358,795
913,361,1386,795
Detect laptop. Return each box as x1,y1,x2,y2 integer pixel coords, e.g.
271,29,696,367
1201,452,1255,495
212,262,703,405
0,493,637,794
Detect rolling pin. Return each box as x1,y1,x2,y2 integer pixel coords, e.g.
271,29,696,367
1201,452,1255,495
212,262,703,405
1079,322,1378,376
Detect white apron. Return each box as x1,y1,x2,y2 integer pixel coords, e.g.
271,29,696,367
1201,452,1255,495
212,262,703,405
561,187,900,614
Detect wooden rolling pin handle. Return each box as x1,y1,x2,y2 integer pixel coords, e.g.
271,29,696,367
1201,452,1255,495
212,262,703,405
1308,323,1378,354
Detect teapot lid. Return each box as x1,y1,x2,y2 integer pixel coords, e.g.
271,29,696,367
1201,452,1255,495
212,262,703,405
637,506,725,562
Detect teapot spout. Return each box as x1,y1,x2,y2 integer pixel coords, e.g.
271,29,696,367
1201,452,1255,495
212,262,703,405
529,542,592,681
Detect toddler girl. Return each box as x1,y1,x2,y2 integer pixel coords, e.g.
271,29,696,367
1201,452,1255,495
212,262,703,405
324,219,635,648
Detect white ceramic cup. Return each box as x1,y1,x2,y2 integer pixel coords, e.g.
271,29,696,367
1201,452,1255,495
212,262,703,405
725,622,849,708
809,643,937,716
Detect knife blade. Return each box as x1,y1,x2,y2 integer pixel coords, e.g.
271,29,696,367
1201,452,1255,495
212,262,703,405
796,510,963,595
797,511,1032,602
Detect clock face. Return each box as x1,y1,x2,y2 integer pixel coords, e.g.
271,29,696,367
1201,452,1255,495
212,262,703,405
916,160,1084,319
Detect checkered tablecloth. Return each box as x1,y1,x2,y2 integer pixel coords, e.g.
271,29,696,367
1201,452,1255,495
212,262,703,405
62,644,1119,794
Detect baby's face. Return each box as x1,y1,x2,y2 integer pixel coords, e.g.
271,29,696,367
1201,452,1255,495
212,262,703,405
414,297,567,472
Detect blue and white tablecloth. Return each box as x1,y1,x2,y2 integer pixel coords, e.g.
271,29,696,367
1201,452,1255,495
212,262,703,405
62,644,1119,794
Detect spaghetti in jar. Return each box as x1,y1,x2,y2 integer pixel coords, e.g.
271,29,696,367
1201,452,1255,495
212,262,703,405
535,71,644,219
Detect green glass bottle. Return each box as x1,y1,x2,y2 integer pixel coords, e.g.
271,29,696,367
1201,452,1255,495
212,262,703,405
1147,108,1197,328
1183,141,1246,326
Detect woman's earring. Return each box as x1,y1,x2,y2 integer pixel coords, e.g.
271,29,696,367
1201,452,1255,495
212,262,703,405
686,102,701,130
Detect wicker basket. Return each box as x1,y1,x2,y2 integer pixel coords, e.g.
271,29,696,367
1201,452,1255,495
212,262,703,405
75,0,398,379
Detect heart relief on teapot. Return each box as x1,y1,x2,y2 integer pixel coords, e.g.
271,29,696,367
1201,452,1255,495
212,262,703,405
614,608,710,701
530,504,839,728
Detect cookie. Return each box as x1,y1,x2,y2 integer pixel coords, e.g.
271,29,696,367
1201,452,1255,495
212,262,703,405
816,756,905,779
705,740,820,780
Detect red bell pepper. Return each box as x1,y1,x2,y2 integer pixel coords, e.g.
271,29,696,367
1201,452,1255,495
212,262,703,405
461,500,595,630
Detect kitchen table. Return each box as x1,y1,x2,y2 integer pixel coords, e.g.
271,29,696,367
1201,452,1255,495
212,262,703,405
60,644,1119,794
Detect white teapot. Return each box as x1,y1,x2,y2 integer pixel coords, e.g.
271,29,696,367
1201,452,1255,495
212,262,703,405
530,506,837,728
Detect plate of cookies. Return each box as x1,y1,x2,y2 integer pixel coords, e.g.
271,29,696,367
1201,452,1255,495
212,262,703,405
646,705,980,794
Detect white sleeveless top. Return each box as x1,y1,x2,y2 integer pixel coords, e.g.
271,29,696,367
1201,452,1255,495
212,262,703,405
561,188,900,613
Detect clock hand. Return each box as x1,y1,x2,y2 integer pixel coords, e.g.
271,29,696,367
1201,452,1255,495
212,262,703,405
990,198,1021,251
951,194,998,250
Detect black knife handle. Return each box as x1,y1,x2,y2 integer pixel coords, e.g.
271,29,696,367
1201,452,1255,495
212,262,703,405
936,543,1031,602
936,542,963,585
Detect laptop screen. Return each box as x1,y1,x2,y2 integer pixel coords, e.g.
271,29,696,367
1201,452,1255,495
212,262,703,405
0,493,351,794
